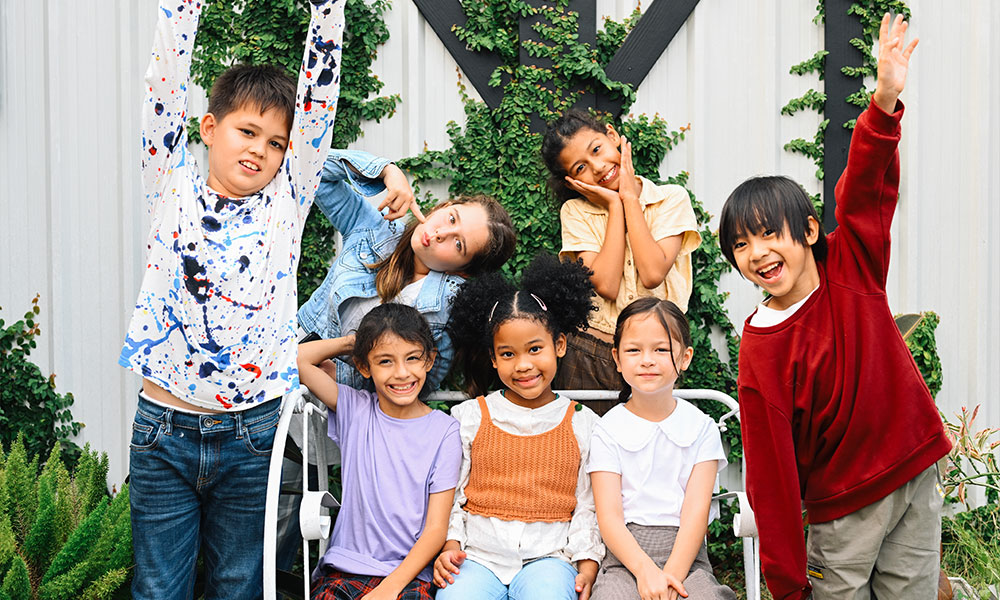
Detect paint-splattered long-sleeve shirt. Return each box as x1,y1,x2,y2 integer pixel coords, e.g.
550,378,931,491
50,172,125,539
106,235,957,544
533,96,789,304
120,0,344,411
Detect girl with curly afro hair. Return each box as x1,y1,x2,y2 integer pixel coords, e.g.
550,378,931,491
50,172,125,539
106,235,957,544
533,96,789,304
433,254,605,600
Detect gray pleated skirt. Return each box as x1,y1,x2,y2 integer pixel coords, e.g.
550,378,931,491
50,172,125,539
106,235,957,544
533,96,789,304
591,523,736,600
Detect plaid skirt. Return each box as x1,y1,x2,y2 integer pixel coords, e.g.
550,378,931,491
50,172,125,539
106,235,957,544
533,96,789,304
311,570,434,600
591,524,736,600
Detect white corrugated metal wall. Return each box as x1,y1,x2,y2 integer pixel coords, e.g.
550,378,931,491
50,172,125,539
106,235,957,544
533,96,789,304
1,0,997,490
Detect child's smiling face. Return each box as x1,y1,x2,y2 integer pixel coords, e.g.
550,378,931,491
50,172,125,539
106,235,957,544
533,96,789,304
613,313,692,398
201,104,290,198
491,317,566,408
731,219,821,311
557,124,623,191
356,332,435,418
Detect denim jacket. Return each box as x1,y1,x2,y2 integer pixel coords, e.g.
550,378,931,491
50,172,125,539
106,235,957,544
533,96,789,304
297,149,464,393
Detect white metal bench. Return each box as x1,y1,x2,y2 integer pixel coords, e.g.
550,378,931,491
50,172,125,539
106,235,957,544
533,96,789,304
263,388,760,600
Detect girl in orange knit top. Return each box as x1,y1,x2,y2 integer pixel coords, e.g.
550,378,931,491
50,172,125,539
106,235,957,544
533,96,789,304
433,254,604,600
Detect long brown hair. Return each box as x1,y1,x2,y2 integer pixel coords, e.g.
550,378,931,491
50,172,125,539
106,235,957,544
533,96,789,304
370,194,516,302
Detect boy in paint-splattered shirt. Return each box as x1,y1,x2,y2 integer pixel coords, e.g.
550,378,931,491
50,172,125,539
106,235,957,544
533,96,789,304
121,1,344,598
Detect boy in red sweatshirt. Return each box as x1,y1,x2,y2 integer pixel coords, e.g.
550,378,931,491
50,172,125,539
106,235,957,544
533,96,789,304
718,14,951,600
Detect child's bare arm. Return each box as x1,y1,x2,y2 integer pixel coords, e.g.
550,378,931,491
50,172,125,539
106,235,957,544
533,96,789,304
592,471,679,599
663,460,718,589
288,0,346,223
616,137,685,289
363,489,455,600
564,177,628,300
141,0,202,209
297,336,355,410
872,13,918,114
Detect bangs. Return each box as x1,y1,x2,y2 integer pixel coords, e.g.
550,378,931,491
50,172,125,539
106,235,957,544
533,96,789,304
719,176,826,266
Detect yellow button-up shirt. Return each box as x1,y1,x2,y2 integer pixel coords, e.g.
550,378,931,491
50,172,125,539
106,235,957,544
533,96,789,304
559,177,701,335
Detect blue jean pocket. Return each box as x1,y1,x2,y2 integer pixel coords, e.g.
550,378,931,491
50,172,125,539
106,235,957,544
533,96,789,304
131,410,164,452
242,411,279,457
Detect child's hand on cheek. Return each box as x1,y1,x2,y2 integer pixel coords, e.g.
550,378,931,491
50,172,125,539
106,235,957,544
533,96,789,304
873,12,918,114
564,176,621,211
575,559,598,599
617,136,641,204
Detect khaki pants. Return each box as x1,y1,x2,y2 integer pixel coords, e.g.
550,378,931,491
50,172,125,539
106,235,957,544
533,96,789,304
806,464,944,600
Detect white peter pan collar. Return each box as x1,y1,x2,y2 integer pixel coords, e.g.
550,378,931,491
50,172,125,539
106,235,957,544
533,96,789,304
599,399,707,452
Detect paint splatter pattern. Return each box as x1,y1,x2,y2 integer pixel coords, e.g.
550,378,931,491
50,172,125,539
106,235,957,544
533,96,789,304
120,0,345,410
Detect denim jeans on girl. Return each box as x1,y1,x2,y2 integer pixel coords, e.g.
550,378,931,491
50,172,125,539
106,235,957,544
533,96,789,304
129,394,280,600
435,557,579,600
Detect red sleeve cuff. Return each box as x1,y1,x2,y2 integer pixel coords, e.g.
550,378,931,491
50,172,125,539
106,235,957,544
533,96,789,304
863,96,904,136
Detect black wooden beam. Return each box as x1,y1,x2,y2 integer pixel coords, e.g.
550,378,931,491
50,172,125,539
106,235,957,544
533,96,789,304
520,0,596,131
823,0,866,232
596,0,700,116
412,0,505,109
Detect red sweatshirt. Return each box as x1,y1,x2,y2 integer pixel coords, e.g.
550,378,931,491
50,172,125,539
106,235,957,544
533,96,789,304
736,100,952,600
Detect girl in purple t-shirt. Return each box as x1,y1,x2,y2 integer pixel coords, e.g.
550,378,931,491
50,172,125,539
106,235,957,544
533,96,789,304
298,303,463,600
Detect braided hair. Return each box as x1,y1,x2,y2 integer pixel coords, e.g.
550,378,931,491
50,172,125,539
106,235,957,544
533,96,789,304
448,253,595,396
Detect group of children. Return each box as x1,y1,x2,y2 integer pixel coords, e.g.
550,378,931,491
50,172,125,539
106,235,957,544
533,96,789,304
123,2,949,599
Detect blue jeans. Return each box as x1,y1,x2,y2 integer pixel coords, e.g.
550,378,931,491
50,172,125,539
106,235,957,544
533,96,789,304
129,394,280,600
435,557,579,600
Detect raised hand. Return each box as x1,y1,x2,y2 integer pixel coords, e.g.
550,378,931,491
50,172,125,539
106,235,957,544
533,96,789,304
873,12,918,113
617,136,640,204
378,163,425,222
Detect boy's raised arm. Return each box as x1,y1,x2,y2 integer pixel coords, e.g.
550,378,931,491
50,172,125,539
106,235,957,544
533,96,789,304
288,0,346,223
141,0,202,211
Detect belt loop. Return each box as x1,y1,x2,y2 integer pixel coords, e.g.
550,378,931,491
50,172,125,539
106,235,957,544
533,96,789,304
163,408,174,435
234,410,244,439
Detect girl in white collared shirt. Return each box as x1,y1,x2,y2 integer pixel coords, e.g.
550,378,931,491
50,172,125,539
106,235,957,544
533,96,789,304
588,298,734,600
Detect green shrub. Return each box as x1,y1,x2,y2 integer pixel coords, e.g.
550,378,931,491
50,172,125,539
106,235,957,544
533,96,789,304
0,437,131,599
942,504,1000,598
0,296,82,464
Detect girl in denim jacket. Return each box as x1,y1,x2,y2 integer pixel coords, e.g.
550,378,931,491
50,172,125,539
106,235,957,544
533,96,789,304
297,149,516,393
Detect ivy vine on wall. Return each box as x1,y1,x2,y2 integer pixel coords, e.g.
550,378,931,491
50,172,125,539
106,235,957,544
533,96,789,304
782,0,912,216
398,4,742,409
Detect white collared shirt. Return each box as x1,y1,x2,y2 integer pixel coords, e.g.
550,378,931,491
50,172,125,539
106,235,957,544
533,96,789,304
587,400,726,526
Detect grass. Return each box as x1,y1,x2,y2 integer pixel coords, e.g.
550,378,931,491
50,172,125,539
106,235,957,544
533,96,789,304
942,503,1000,599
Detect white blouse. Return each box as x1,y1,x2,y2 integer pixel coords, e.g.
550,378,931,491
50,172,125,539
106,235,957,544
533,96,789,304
446,391,605,584
587,400,727,527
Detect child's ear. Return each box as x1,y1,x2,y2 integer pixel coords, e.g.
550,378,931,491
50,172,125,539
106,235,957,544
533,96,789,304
678,346,694,372
424,349,438,373
611,347,622,373
605,124,620,144
353,357,371,379
555,333,567,358
805,216,821,246
200,113,218,147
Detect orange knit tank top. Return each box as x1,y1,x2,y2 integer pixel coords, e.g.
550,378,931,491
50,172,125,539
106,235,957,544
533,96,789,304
463,395,580,523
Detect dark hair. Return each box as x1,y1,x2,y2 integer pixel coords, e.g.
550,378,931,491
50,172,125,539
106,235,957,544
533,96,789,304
207,64,297,130
351,303,436,372
718,176,828,269
448,254,595,395
612,298,693,403
370,194,517,302
541,109,608,203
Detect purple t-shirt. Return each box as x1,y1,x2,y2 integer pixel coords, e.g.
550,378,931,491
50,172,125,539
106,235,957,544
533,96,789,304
315,384,462,582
